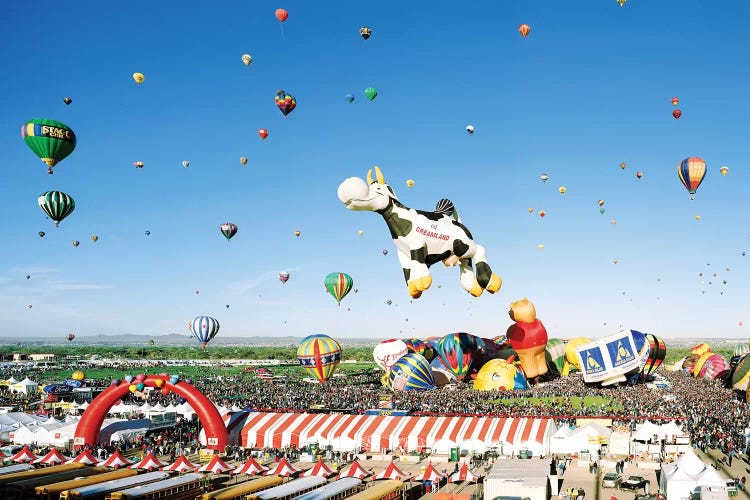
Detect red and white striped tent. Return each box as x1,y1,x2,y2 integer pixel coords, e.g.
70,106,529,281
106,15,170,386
67,449,101,465
232,456,269,475
374,462,408,480
10,445,38,463
338,460,370,479
302,458,336,478
207,412,555,456
162,454,198,473
33,447,71,465
415,462,444,481
266,457,298,477
130,451,165,471
0,449,6,459
448,463,480,483
101,450,133,469
198,455,234,474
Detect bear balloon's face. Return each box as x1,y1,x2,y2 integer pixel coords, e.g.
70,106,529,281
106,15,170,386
473,358,520,391
509,298,536,323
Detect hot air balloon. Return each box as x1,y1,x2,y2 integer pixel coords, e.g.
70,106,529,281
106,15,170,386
539,210,546,218
365,87,378,101
386,299,392,305
345,94,355,103
527,208,533,214
558,186,566,194
600,208,606,215
72,240,79,247
220,222,238,241
389,353,435,391
720,166,728,176
620,162,627,170
63,97,72,105
275,90,296,117
258,128,269,140
540,174,549,183
324,272,353,305
278,271,290,284
641,333,667,380
26,275,30,279
147,340,155,346
38,191,75,227
275,8,288,22
617,0,626,6
189,316,220,348
240,157,248,166
435,332,477,381
132,73,145,85
403,338,434,361
673,109,682,119
133,161,144,168
700,354,730,380
66,333,75,342
182,160,190,168
466,125,475,134
145,230,150,237
38,231,45,238
518,24,531,38
360,26,372,40
91,235,98,243
545,338,567,374
22,119,77,174
382,249,388,255
695,215,701,221
242,54,252,66
537,244,544,250
671,97,679,106
597,200,605,207
297,334,342,383
294,230,301,237
406,179,415,188
357,230,364,236
677,157,707,200
373,339,409,371
636,171,643,179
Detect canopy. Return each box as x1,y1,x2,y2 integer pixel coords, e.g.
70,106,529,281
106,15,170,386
198,454,234,473
130,451,165,470
10,445,38,463
449,462,480,483
302,458,336,478
374,462,408,480
338,460,370,479
162,454,198,472
266,457,298,477
101,450,134,468
33,447,70,465
232,456,269,475
660,449,727,500
67,449,101,465
415,462,444,481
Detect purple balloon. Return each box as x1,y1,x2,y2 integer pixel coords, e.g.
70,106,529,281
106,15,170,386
111,379,121,386
184,378,193,385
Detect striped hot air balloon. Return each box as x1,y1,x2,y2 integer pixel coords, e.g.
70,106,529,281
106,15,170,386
435,332,477,381
700,354,731,380
545,338,567,374
324,272,353,305
189,316,220,348
389,353,435,391
38,191,75,227
297,334,342,383
677,157,707,200
731,353,750,390
642,334,667,379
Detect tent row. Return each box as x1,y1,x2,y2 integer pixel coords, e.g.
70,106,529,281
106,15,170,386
10,418,150,447
202,412,556,456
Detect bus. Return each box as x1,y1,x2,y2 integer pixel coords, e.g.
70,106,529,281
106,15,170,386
0,464,34,476
292,477,362,500
4,466,110,500
198,475,284,500
105,473,206,500
245,476,327,500
0,462,86,489
345,481,404,500
60,472,170,500
35,468,137,500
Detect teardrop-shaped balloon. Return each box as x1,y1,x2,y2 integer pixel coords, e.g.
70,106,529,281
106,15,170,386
296,334,342,384
365,87,378,101
258,128,269,140
389,352,436,391
110,379,120,386
22,119,77,174
182,160,190,168
169,375,180,384
132,73,145,85
240,157,248,166
518,24,531,38
673,109,682,119
136,383,145,391
345,94,355,103
124,375,133,383
275,90,296,117
38,231,45,237
63,97,72,105
275,8,288,22
129,384,137,393
242,54,252,66
154,379,164,388
359,26,372,40
135,374,146,382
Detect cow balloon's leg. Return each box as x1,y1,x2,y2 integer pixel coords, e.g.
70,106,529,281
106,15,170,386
473,244,502,294
459,258,483,297
397,249,422,299
403,245,431,298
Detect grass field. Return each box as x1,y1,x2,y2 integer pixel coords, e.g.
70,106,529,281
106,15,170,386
491,395,622,411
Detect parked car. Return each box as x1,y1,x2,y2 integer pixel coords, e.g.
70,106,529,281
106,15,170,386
602,472,622,488
621,475,649,491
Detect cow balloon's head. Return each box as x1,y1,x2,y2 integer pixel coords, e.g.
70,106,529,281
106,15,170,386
338,166,397,211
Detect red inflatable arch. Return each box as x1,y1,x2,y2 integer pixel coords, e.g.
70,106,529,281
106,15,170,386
74,375,227,451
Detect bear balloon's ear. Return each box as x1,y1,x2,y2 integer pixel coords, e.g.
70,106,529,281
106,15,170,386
508,309,515,321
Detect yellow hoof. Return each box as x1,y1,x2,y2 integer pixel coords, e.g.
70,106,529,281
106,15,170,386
408,280,419,295
469,282,484,297
419,275,432,291
486,274,503,293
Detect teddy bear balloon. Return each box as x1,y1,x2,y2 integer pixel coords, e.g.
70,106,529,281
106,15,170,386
506,298,549,382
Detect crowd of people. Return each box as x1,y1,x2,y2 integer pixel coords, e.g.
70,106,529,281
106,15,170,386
1,361,748,458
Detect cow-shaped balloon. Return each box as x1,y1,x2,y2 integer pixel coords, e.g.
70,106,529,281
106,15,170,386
337,166,502,298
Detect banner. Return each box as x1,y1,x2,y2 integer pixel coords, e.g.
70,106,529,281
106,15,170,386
575,330,641,383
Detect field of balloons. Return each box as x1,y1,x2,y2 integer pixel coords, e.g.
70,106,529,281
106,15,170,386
6,1,750,347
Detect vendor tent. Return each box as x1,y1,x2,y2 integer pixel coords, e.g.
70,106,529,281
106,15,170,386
660,449,726,500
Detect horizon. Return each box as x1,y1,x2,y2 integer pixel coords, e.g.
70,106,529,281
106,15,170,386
3,1,750,341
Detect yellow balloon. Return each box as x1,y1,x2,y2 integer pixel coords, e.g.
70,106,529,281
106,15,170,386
537,244,544,250
558,186,566,194
528,207,533,213
132,72,145,84
128,384,137,393
241,54,252,66
720,166,728,176
71,370,85,381
406,179,415,188
695,214,701,221
357,229,364,236
564,337,591,370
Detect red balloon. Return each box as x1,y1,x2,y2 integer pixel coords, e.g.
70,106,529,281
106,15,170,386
275,8,288,22
673,109,682,119
258,128,269,140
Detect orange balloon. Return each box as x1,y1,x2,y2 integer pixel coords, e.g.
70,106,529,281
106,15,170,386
275,8,288,22
154,379,164,388
518,24,531,38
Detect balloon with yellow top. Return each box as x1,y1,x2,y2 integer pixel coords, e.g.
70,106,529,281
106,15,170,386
132,73,145,85
720,166,728,176
406,179,415,188
71,370,85,381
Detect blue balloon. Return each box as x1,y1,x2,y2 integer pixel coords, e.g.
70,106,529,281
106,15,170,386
177,397,187,404
124,375,133,383
345,94,355,103
169,375,180,385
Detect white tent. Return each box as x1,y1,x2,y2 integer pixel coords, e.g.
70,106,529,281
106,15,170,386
175,402,196,419
550,426,574,455
6,377,18,385
660,421,686,441
10,378,38,395
10,425,34,445
632,420,662,442
660,449,726,500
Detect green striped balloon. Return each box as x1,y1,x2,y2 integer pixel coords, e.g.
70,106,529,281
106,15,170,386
22,119,77,173
324,272,353,305
545,338,567,373
38,191,75,227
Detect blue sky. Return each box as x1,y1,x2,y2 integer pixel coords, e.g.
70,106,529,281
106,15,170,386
2,0,749,342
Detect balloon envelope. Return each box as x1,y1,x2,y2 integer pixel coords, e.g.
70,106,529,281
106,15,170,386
389,353,436,391
220,222,238,240
677,157,707,198
373,339,409,371
275,90,296,116
278,271,290,284
324,272,353,304
297,334,342,383
275,8,288,22
435,332,477,381
38,191,75,227
22,119,77,172
365,87,377,101
189,316,220,348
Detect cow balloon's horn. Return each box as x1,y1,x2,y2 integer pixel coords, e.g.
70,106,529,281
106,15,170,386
367,169,374,185
375,166,385,184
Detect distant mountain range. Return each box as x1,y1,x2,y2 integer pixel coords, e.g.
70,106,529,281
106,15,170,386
0,333,383,347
